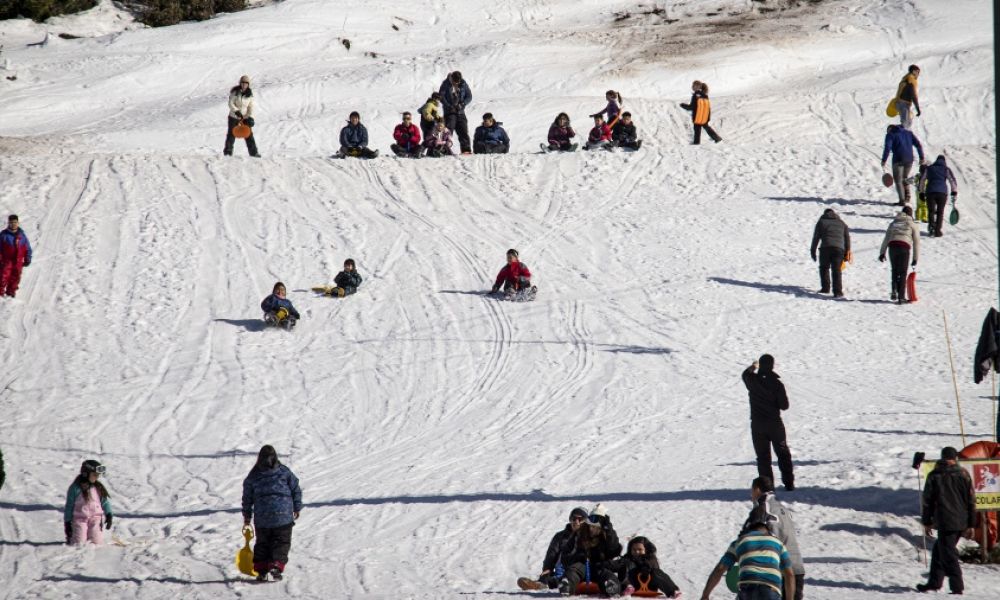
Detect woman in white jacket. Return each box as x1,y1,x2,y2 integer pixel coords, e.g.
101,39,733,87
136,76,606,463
878,205,920,303
224,74,260,157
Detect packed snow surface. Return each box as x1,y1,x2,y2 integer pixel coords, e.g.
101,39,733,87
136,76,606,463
0,0,997,598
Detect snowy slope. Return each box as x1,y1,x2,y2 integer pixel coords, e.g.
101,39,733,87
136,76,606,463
0,0,997,598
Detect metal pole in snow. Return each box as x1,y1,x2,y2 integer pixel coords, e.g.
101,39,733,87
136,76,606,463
995,0,1000,307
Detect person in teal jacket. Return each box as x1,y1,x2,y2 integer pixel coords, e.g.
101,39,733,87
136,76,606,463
64,460,113,545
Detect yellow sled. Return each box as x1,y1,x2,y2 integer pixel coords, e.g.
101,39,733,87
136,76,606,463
886,98,898,117
840,249,853,272
916,198,929,222
236,526,257,576
311,285,346,297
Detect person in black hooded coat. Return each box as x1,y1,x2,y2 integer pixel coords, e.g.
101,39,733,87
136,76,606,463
742,354,795,491
611,536,680,597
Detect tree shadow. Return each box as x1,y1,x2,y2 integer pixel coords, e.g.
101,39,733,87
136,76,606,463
707,277,813,298
0,540,65,547
765,196,885,207
42,575,238,585
805,577,914,594
214,318,265,332
0,501,61,513
853,299,897,305
820,522,924,549
850,228,889,235
803,556,873,564
601,345,672,355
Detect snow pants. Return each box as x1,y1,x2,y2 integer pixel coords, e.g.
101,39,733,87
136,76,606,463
625,568,679,595
0,259,23,297
738,584,781,600
473,142,508,154
888,245,910,300
253,522,293,573
751,420,794,489
926,530,964,593
70,515,104,545
224,116,259,157
445,112,470,153
693,123,721,144
818,246,845,295
926,192,947,236
891,161,912,204
895,99,913,129
340,146,378,159
563,561,618,594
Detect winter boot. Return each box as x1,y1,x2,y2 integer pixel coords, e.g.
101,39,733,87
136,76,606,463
269,567,283,581
517,578,546,591
604,578,621,596
558,579,572,596
255,571,268,582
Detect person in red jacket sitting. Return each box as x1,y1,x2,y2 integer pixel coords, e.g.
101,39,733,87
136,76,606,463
391,112,423,157
491,248,534,295
584,114,612,150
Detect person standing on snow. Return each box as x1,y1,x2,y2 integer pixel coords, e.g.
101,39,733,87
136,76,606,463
224,75,260,158
894,64,921,130
338,111,378,158
680,81,722,144
878,205,920,304
747,477,805,600
917,154,958,237
917,447,975,595
809,208,851,298
439,71,473,154
64,460,113,546
417,91,443,141
742,355,795,492
242,445,302,582
0,214,32,298
590,90,623,127
699,507,795,600
881,124,925,205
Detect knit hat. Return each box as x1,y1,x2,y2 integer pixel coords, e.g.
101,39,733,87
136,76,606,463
941,446,959,460
569,506,589,521
239,74,251,84
589,503,608,520
483,112,494,121
758,354,775,372
349,111,360,119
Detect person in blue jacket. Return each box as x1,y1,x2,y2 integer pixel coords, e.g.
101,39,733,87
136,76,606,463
242,445,302,581
261,282,300,328
473,113,510,154
918,154,958,237
337,111,378,158
881,124,925,205
439,71,473,154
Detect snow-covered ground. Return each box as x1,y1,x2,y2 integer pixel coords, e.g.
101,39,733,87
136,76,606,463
0,0,997,598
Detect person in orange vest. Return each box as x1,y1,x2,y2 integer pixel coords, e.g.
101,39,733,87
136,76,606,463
680,81,722,145
894,65,921,130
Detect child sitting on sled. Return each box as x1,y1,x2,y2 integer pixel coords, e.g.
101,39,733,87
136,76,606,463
611,536,681,598
261,282,300,328
491,248,534,297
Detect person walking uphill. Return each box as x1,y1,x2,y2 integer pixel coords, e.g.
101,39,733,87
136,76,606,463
878,205,920,304
224,75,260,157
918,154,958,237
0,214,32,298
439,71,473,154
680,81,722,144
894,64,921,129
242,445,302,582
748,477,805,600
742,355,795,491
810,208,851,298
881,124,925,205
917,447,975,595
64,460,113,546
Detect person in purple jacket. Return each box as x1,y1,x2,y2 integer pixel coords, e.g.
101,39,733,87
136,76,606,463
242,445,302,581
543,113,577,152
881,124,925,205
917,154,958,237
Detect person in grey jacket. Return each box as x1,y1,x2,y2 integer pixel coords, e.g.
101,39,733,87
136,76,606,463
878,205,920,303
748,476,804,600
809,208,851,298
242,445,302,582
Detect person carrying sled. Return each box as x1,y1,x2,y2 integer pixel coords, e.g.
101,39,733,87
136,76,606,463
338,111,378,158
590,89,622,127
680,80,722,144
418,91,444,140
878,205,920,304
557,504,623,596
439,71,473,154
916,446,976,595
519,506,590,591
473,113,510,154
423,118,454,157
491,248,532,295
64,460,113,546
583,114,612,150
918,154,958,237
611,536,681,598
544,112,577,152
261,282,301,328
391,112,423,157
242,445,302,582
742,354,795,492
224,74,260,157
611,111,641,150
747,477,805,600
809,208,851,298
894,64,921,130
0,214,32,298
881,124,925,205
699,507,795,600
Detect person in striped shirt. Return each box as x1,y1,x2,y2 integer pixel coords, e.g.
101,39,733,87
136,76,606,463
698,511,795,600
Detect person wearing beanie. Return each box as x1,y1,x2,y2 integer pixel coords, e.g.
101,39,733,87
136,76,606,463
64,459,113,545
0,214,32,298
224,74,260,157
517,507,590,591
894,64,921,129
742,355,795,491
746,477,805,599
337,111,378,159
473,113,510,154
418,91,444,140
917,154,958,237
878,205,920,303
242,445,303,582
332,258,363,297
881,124,925,205
439,71,473,154
917,447,975,594
809,208,851,298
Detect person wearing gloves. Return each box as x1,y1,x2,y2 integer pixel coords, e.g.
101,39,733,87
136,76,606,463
261,282,301,328
242,445,303,582
224,74,260,157
338,111,378,159
418,92,444,140
583,114,612,150
918,154,958,237
391,112,423,157
473,113,510,154
439,71,473,154
894,64,921,129
881,124,925,205
332,258,363,297
917,446,976,595
518,506,590,591
878,205,920,303
611,536,681,598
491,248,532,295
809,208,851,298
611,111,642,150
544,112,577,152
0,214,32,298
64,460,113,546
556,504,623,597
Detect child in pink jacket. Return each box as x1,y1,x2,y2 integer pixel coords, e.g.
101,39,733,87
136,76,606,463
64,460,113,545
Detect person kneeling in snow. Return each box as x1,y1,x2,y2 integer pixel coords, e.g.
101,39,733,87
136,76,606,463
473,113,510,154
261,282,300,327
583,114,612,150
611,112,641,150
611,536,681,598
490,248,533,295
64,460,113,546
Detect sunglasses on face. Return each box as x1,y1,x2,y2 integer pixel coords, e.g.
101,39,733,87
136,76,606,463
571,516,585,523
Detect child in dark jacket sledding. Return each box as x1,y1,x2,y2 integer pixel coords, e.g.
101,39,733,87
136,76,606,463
584,114,612,150
612,536,681,598
611,112,641,149
491,248,532,294
545,112,576,151
331,259,363,297
261,282,300,326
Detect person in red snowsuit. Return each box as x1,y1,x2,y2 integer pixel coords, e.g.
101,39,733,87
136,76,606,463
0,214,32,298
491,248,532,293
392,112,423,157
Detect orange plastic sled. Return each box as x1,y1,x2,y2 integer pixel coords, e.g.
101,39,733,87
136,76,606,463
632,573,666,597
906,271,918,302
232,122,252,139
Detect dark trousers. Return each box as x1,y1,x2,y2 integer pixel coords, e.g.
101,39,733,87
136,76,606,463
224,117,259,156
926,530,964,592
926,192,947,235
818,246,845,295
738,584,781,600
445,112,470,153
781,574,804,600
253,523,293,573
564,561,618,593
420,119,435,140
693,123,721,144
626,568,679,595
751,420,794,488
474,142,509,154
888,245,910,300
340,146,378,158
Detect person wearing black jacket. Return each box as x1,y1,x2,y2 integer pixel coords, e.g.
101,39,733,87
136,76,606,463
810,208,851,297
611,536,680,597
742,355,795,491
516,507,588,590
611,112,641,150
333,259,363,297
917,447,976,594
558,505,623,597
439,71,473,154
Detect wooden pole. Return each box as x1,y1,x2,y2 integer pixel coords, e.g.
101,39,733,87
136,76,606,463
943,311,967,447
